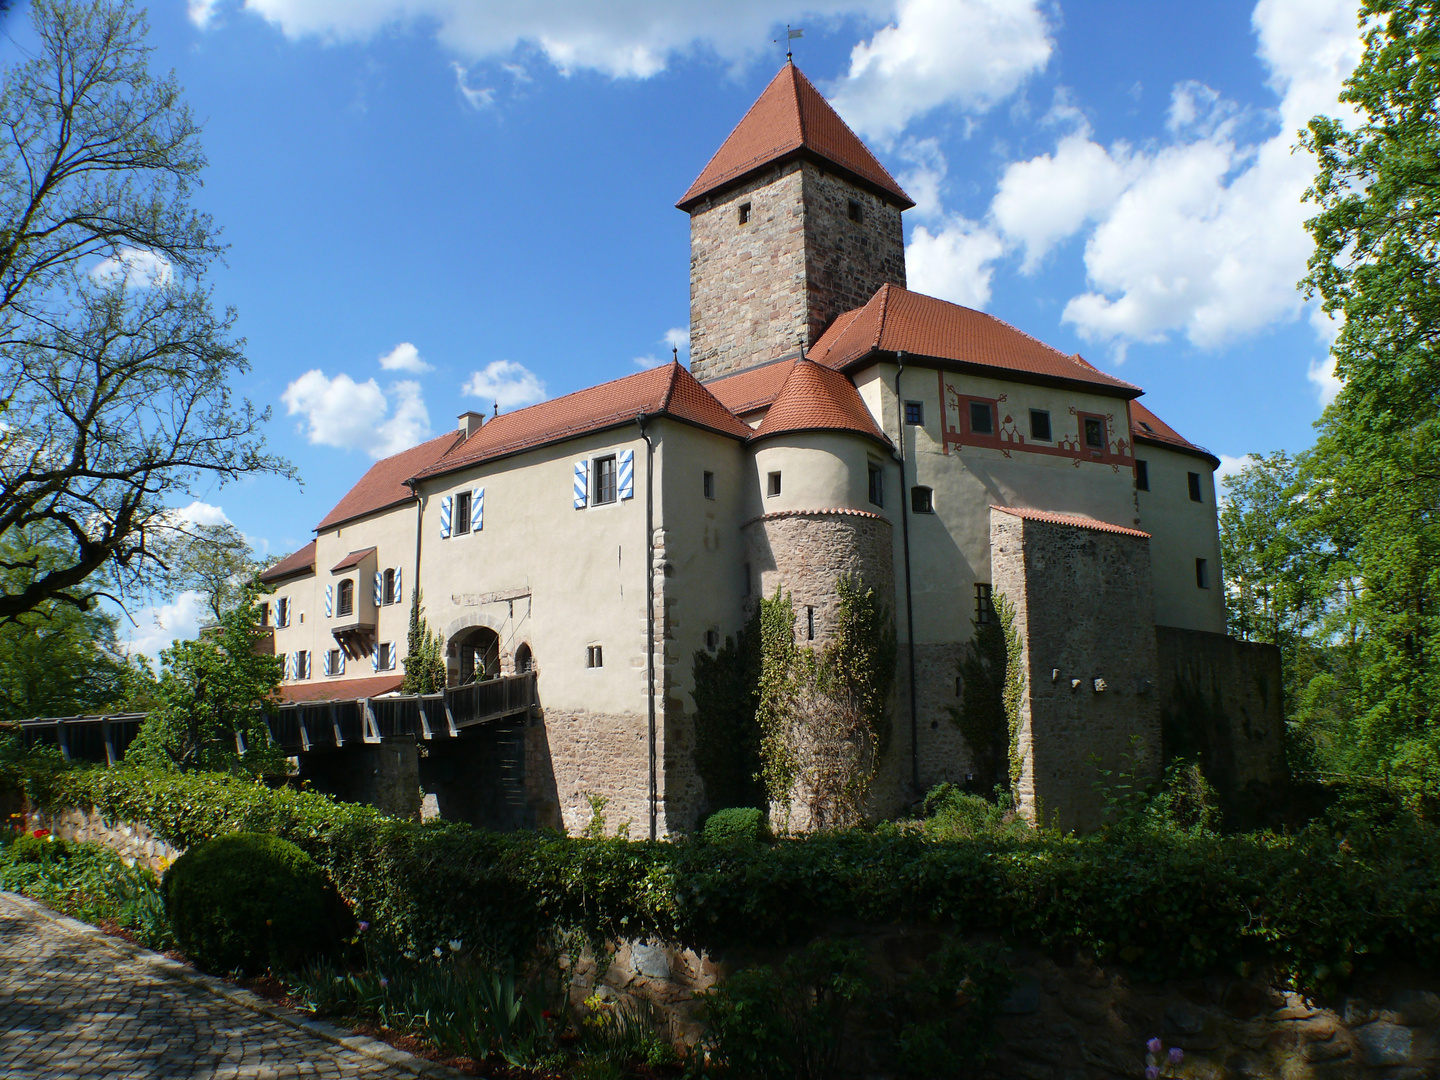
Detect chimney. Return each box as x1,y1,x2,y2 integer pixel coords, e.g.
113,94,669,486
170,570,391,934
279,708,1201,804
457,411,485,439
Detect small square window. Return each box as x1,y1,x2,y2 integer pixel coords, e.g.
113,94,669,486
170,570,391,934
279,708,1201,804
454,490,472,534
806,606,815,641
1084,416,1105,449
1030,409,1052,442
703,471,715,499
738,202,751,225
1195,558,1210,589
380,642,395,670
868,463,883,507
904,400,924,426
969,401,994,435
595,455,617,504
975,583,994,625
704,630,720,652
587,644,604,668
1188,471,1203,502
848,199,863,223
911,486,934,513
1136,460,1150,491
767,471,782,497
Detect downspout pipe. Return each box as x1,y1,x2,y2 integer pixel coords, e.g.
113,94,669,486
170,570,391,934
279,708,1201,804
892,353,920,797
636,412,658,841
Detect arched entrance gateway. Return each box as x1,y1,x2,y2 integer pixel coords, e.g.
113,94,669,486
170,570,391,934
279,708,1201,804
452,626,500,684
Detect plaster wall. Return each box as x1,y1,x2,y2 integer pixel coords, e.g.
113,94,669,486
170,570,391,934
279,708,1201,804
1136,442,1226,633
264,571,319,677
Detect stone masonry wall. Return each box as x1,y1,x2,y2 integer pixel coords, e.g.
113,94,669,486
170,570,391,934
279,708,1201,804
991,510,1161,832
687,161,906,382
27,807,180,874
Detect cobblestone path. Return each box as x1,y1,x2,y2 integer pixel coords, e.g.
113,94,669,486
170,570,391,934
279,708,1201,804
0,892,450,1079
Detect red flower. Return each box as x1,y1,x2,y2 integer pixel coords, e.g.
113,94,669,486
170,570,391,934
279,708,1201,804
32,829,50,838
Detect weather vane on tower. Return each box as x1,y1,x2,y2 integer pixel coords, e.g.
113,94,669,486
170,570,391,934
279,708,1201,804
775,25,803,62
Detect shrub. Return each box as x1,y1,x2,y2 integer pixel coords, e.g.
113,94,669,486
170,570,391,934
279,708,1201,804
163,831,343,976
920,783,1029,841
703,806,766,845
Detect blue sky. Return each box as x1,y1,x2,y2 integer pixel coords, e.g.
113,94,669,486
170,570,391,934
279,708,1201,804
2,0,1365,653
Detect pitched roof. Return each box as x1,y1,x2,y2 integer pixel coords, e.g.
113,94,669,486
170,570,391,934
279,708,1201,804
704,359,799,416
1130,401,1218,465
991,505,1151,539
259,541,316,584
752,358,891,446
315,431,464,532
417,363,752,480
677,63,913,211
330,547,376,572
278,674,405,704
809,284,1142,397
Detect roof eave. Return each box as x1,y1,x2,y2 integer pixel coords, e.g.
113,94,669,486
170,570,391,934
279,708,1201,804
748,423,894,451
1133,433,1221,469
314,493,418,535
833,349,1144,400
259,566,315,587
676,147,915,213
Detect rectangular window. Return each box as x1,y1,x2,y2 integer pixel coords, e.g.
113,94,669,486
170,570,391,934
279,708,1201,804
337,578,354,617
743,563,752,596
968,401,994,436
296,650,310,680
847,198,863,223
1195,558,1210,589
767,471,782,497
594,455,617,504
1084,416,1105,449
1188,471,1203,502
975,583,994,625
703,471,715,499
704,629,720,652
586,644,604,668
327,649,341,676
383,568,396,606
911,486,934,513
806,606,815,641
1029,409,1052,442
1136,460,1150,491
277,597,290,628
868,463,883,507
905,400,924,426
259,603,270,627
738,202,751,225
379,642,394,670
955,675,963,698
454,490,472,534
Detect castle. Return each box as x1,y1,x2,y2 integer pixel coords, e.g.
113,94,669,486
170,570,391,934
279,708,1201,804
260,63,1278,834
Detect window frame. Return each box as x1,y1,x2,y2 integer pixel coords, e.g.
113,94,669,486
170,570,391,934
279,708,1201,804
738,202,751,225
277,597,290,628
975,583,995,625
704,629,720,653
867,462,884,507
379,641,395,670
1029,408,1052,442
454,489,472,534
1195,558,1210,589
1136,460,1150,491
593,454,618,505
586,644,604,669
383,568,396,606
296,650,310,680
847,198,863,223
904,400,924,426
327,648,341,676
968,400,995,437
337,578,354,617
1188,471,1203,503
1083,415,1105,450
703,470,715,500
767,471,782,498
911,486,934,514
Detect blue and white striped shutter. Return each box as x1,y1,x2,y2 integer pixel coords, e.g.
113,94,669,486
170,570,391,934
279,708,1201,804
303,652,311,679
619,449,635,500
440,495,453,538
394,566,402,605
337,651,346,675
284,652,293,680
322,651,332,677
373,572,383,607
573,461,589,508
371,643,379,672
473,487,484,531
324,584,333,618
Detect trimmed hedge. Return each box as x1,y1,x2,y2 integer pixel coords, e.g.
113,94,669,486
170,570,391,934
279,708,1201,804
45,767,1440,988
703,807,767,846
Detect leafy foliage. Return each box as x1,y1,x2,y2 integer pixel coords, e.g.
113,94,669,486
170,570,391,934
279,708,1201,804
401,588,447,694
155,522,262,625
690,610,764,813
702,806,767,846
163,831,345,976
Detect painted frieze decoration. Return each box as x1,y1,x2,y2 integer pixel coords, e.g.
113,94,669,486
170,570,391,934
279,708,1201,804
938,372,1132,471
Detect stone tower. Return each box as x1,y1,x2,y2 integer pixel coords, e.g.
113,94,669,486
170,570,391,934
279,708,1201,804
677,63,913,383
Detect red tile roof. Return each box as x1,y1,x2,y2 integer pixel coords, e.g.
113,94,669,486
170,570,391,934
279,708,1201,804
677,63,913,211
809,284,1142,396
417,363,752,480
704,359,799,416
315,431,464,532
330,547,376,572
991,505,1151,539
753,358,891,446
278,674,405,704
1130,401,1217,464
260,541,316,584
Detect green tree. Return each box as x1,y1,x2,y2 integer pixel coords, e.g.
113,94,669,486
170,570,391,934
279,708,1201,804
0,0,290,622
156,521,262,624
400,589,447,694
128,582,285,773
1301,0,1440,793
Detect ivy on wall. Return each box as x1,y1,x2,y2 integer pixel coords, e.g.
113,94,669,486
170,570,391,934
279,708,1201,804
996,594,1025,794
948,592,1025,800
401,589,448,694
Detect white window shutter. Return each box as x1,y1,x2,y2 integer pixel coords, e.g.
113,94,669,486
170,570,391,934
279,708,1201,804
322,651,331,677
303,653,311,679
394,566,402,605
573,461,589,508
284,653,292,680
324,584,333,618
338,651,346,675
373,571,383,607
371,643,379,672
619,449,635,500
440,495,453,538
473,487,484,531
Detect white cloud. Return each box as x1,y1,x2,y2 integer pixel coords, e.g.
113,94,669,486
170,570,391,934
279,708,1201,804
91,246,173,288
1215,453,1251,504
173,501,231,526
124,590,208,659
1308,354,1342,407
188,0,221,28
451,61,496,108
905,216,1004,309
829,0,1053,141
895,137,947,220
637,328,689,368
378,342,433,373
281,370,432,457
664,327,689,354
462,360,547,409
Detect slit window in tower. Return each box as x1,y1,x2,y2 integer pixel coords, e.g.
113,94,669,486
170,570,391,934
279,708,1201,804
738,202,751,225
1196,558,1210,589
848,199,863,223
806,606,815,640
868,463,883,507
969,401,994,435
1136,460,1150,491
767,471,781,497
703,471,715,499
587,644,604,668
1188,471,1203,502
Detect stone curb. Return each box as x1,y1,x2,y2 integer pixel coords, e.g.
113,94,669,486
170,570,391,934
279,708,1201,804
0,891,467,1079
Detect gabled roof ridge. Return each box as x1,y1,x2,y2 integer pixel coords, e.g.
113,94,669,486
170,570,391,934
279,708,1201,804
871,283,893,352
657,360,681,413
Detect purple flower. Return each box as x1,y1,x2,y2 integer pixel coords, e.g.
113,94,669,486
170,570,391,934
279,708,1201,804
379,977,389,989
1146,1067,1159,1080
1146,1037,1162,1054
357,921,370,933
1168,1047,1184,1065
